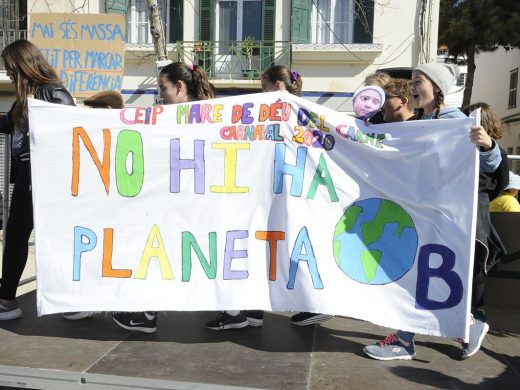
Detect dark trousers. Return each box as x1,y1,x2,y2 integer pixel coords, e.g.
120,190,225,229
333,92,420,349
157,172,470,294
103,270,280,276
0,159,33,300
472,242,486,321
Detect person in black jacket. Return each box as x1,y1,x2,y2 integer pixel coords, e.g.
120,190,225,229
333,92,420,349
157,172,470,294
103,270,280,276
463,102,509,316
0,39,75,320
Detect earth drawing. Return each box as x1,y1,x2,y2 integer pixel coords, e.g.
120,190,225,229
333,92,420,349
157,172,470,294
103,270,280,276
333,198,418,285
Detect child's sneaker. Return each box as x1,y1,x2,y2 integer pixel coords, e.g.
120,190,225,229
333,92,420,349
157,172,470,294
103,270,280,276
290,312,332,326
206,311,249,330
113,312,158,333
461,316,489,359
363,333,416,361
0,299,22,320
244,310,264,327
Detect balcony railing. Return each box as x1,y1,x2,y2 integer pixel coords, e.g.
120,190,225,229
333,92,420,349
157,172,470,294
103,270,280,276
0,29,27,70
176,40,291,81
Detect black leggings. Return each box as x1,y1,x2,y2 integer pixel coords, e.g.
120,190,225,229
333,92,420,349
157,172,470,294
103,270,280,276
472,242,486,321
0,160,33,300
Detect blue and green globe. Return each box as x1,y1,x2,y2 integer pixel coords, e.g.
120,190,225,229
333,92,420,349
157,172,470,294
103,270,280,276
333,198,418,285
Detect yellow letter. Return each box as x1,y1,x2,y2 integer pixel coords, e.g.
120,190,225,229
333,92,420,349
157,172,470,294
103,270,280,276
210,142,250,193
134,225,174,279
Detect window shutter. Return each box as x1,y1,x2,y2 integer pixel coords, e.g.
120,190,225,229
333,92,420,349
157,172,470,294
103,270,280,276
170,0,184,42
199,0,215,41
261,0,276,71
106,0,128,14
353,0,374,44
291,0,311,44
262,0,275,41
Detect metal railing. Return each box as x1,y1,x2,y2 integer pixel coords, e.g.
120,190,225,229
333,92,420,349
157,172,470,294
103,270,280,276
176,40,291,80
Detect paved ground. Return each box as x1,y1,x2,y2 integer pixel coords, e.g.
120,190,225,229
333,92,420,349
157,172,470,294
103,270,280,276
0,242,519,389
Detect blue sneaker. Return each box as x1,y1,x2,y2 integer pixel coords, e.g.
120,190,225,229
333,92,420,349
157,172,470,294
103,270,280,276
363,333,416,361
461,316,489,359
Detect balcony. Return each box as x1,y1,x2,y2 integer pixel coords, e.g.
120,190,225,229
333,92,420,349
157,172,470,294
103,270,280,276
175,40,291,85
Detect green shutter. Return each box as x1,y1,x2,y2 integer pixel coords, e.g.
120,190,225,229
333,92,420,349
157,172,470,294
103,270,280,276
169,0,184,43
261,0,276,71
106,0,128,14
199,0,215,41
291,0,311,44
353,0,374,44
262,0,275,41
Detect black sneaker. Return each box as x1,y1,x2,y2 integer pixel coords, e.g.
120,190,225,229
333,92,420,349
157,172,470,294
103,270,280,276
206,311,249,330
113,311,157,333
291,312,333,326
244,310,264,327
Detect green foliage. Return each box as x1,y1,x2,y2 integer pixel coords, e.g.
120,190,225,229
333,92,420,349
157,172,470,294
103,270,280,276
439,0,520,57
439,0,520,106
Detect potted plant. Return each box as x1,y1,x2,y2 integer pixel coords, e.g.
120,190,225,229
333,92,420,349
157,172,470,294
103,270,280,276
241,35,257,79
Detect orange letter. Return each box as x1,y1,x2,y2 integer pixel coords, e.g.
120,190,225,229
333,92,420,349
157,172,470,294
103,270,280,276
72,126,111,196
102,229,132,278
255,231,285,280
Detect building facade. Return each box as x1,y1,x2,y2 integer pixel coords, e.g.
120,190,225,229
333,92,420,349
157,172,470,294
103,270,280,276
471,48,520,172
1,0,440,113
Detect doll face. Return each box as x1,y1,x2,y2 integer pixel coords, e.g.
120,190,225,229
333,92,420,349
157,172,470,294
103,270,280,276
353,88,383,119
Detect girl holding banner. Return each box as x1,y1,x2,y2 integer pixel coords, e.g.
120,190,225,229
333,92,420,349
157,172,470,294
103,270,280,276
0,40,75,320
112,62,214,333
363,63,503,361
204,65,333,331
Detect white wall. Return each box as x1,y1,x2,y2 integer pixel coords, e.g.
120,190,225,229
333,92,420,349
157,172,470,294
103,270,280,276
472,48,520,171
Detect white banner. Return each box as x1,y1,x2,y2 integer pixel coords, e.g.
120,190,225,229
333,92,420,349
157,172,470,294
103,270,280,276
29,92,478,340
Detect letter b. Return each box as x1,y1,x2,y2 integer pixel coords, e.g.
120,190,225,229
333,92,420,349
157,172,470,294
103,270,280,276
415,244,463,310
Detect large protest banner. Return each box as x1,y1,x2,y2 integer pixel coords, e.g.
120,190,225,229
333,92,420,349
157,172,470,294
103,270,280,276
29,13,125,97
28,92,478,340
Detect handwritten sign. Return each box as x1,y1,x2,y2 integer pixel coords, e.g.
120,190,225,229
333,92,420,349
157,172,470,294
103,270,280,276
28,92,478,340
30,13,125,97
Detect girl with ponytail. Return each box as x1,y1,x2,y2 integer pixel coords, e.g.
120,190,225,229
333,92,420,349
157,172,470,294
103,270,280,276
158,62,214,104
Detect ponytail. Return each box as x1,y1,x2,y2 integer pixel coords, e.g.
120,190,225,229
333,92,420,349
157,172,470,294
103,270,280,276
189,65,215,100
433,91,444,119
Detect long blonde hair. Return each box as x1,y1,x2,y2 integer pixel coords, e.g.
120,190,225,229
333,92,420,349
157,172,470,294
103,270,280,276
1,39,61,129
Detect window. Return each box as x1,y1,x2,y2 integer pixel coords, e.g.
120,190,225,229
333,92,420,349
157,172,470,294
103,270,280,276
311,0,353,44
509,68,518,109
216,0,262,44
127,0,167,44
291,0,373,44
107,0,183,44
456,73,467,87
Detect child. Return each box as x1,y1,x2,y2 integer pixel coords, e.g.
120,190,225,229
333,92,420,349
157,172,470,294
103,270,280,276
490,171,520,212
381,78,415,122
113,62,214,333
206,66,333,330
363,63,504,361
83,90,125,109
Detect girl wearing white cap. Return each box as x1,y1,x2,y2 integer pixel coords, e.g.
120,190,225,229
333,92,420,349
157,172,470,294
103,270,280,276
363,63,504,362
